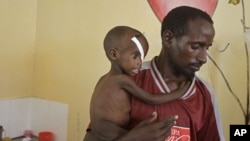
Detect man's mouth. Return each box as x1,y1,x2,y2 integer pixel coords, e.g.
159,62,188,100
190,64,202,71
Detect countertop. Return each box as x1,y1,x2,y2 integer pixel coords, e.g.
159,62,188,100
11,136,38,141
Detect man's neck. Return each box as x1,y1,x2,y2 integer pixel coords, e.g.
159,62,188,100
154,56,188,83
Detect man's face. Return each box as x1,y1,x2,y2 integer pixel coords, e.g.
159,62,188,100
168,18,215,79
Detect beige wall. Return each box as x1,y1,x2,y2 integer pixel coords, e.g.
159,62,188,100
201,1,250,140
0,0,37,99
1,0,250,141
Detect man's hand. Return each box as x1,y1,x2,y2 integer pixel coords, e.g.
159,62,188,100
117,112,178,141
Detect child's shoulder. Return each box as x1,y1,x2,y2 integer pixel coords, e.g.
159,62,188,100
112,74,130,81
108,74,135,85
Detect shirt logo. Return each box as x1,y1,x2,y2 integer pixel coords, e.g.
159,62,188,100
165,126,190,141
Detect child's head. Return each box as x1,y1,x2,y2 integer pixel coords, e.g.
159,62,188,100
103,26,149,76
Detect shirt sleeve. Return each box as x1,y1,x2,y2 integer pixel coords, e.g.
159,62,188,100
197,76,225,141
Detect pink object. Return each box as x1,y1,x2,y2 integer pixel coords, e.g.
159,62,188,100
38,131,54,141
148,0,218,22
24,130,32,137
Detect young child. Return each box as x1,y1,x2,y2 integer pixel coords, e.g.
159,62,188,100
86,26,190,140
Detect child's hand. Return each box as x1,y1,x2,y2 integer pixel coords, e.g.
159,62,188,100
177,81,191,96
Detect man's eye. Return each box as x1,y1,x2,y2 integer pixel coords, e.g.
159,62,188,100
191,44,200,49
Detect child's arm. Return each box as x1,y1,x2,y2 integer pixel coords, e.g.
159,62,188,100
118,75,190,105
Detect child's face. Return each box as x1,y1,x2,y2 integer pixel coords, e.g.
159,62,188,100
117,35,149,76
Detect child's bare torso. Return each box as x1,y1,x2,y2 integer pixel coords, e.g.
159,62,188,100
90,74,131,132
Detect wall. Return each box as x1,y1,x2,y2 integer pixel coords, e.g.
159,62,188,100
200,1,250,140
0,97,68,141
1,0,250,141
0,0,36,98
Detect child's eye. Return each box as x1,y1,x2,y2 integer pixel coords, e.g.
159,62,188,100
133,53,140,59
133,54,138,59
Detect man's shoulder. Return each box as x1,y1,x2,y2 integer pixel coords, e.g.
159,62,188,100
141,60,151,70
195,75,216,98
133,60,154,85
136,60,152,77
195,76,213,90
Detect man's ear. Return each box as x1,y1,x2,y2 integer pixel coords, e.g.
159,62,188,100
162,30,174,45
109,48,119,60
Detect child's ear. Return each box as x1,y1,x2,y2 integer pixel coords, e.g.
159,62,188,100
109,48,119,60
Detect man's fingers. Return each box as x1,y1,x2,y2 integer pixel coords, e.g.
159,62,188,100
135,111,158,128
129,114,179,141
157,115,178,129
179,81,190,88
150,115,178,140
147,111,157,123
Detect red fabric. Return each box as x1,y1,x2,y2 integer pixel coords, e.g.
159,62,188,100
129,59,220,141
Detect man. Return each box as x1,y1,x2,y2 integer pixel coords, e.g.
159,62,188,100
84,6,225,141
129,6,225,141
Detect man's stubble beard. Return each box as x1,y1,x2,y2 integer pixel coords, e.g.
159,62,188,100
170,60,195,81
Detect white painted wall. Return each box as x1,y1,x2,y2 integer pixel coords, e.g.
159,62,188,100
0,97,68,141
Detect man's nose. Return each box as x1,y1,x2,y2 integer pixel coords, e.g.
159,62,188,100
197,50,207,64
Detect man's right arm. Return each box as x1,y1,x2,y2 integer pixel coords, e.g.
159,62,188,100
83,112,178,141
